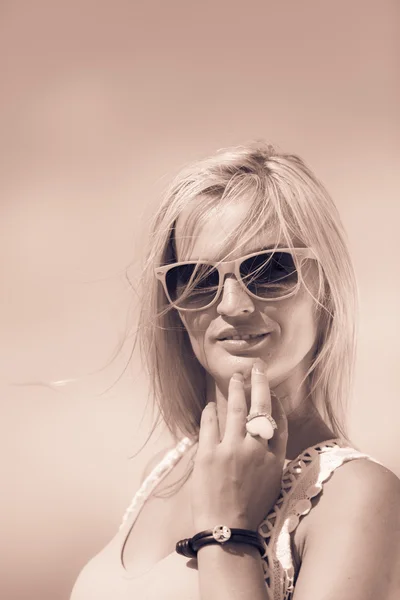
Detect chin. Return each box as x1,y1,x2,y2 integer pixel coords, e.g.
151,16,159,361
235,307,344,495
220,353,306,390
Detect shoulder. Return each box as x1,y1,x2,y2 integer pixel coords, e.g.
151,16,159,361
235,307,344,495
305,457,400,536
293,458,400,599
319,457,398,508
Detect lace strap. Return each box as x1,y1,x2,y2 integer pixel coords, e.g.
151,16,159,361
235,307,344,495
118,437,194,530
259,441,383,600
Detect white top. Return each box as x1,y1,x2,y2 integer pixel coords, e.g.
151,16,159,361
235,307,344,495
70,437,382,600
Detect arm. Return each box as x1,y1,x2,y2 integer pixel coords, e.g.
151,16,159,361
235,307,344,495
197,543,269,600
191,364,288,600
292,459,400,600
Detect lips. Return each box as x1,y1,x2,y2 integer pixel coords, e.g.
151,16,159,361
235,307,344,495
216,332,271,354
215,328,271,341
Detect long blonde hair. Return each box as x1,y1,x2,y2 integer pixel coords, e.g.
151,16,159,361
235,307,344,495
138,142,358,445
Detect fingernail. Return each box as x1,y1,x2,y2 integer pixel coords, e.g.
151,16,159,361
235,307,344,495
253,358,267,375
232,372,244,383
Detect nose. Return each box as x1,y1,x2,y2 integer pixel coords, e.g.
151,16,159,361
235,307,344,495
216,275,256,316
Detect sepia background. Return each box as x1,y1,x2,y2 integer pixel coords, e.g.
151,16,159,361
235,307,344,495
1,1,399,599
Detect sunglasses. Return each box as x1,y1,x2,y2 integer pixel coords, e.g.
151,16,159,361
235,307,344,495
155,247,317,312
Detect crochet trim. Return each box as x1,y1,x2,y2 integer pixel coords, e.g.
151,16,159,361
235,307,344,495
119,437,195,531
258,440,380,600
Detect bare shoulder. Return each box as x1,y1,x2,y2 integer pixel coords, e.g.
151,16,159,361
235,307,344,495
293,458,400,600
307,458,400,528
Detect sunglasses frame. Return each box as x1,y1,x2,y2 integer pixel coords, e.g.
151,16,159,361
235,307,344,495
154,247,317,312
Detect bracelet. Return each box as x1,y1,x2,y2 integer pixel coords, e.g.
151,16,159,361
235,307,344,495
176,525,265,558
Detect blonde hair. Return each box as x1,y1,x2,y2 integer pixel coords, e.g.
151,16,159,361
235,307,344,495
138,142,358,445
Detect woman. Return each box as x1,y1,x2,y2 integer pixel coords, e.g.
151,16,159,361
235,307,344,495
70,143,400,600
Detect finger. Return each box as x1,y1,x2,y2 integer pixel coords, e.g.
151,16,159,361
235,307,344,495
197,402,220,456
243,359,272,449
267,393,288,457
249,358,271,415
222,373,247,444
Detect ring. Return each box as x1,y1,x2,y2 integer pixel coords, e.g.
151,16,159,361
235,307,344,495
246,412,277,427
245,412,277,440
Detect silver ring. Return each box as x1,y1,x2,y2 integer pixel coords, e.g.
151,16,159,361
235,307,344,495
245,412,277,430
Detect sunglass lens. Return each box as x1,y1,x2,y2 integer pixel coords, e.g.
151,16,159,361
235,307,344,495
240,252,298,298
165,263,219,309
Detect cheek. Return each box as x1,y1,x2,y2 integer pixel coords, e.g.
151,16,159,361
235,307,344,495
179,312,213,354
266,290,319,355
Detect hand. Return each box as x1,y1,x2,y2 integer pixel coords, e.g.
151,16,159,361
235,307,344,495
190,359,288,532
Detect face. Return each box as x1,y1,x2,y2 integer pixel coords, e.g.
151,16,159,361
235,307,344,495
174,198,320,396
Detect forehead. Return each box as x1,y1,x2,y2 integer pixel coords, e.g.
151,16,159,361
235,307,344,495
174,197,282,261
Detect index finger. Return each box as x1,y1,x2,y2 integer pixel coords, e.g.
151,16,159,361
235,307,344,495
197,402,220,456
222,373,248,445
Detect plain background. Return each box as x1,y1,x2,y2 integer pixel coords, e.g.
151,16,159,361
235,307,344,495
1,1,399,599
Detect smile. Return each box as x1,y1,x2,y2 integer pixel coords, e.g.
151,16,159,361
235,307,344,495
216,333,271,354
219,333,266,341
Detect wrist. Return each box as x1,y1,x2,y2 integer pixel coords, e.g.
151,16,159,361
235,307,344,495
176,525,266,559
196,539,261,559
